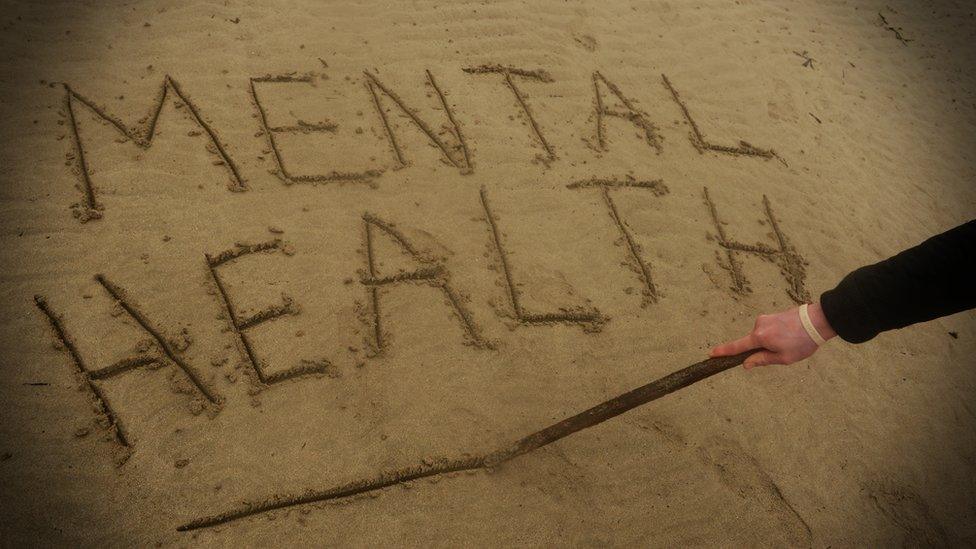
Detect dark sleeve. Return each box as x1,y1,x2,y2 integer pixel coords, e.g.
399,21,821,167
819,219,976,343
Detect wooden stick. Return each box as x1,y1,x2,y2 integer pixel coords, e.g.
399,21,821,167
178,350,752,531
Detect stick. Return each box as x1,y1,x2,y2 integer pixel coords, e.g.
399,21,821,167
178,350,752,531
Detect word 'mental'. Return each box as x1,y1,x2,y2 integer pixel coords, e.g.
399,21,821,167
61,65,784,221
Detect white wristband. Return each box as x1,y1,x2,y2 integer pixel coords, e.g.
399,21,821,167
799,303,827,346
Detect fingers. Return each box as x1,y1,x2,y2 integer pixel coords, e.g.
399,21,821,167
743,350,783,369
709,333,760,358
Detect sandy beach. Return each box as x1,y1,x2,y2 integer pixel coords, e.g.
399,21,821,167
1,0,975,545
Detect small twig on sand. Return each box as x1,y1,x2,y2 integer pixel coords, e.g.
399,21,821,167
878,13,912,45
793,50,815,69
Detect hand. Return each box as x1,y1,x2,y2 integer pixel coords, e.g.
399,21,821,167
710,301,837,368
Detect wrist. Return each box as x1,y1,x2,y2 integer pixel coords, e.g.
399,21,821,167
808,301,837,341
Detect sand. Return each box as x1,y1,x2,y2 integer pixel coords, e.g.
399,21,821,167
1,0,975,545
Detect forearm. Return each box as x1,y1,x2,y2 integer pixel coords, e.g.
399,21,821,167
820,220,976,343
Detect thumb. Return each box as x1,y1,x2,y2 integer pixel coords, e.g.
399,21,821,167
743,350,781,369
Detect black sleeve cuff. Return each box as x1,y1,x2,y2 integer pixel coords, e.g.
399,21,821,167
820,275,882,344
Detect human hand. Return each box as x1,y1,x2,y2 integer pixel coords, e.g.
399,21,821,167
709,301,837,368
